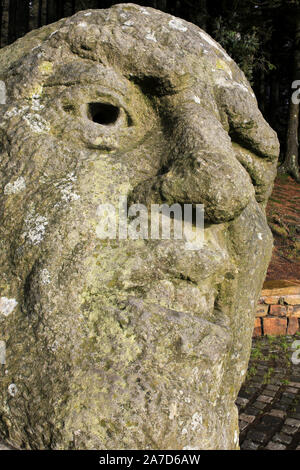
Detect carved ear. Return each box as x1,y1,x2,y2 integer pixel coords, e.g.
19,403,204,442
216,85,279,161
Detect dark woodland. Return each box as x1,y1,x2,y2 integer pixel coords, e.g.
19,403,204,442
0,0,300,180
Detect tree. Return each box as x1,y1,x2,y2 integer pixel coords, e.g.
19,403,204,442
29,0,40,31
0,0,9,48
8,0,29,44
279,9,300,181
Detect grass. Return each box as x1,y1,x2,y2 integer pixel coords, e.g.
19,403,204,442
262,367,275,384
244,334,297,385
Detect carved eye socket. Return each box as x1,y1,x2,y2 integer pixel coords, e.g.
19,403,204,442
88,102,120,125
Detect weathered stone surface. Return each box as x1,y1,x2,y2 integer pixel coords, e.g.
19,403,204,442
284,295,300,305
0,5,279,449
292,305,300,317
255,304,269,317
261,280,300,297
269,305,293,317
261,296,282,305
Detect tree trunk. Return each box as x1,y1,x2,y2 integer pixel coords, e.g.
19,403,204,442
196,0,208,30
281,98,300,181
29,0,40,32
0,0,9,47
63,1,75,18
280,12,300,181
39,0,47,26
0,0,2,48
8,0,30,44
47,0,57,24
269,72,280,128
259,69,266,115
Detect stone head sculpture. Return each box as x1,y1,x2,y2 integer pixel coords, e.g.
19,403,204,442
0,4,279,449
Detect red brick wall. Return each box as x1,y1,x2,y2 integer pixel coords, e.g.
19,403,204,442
253,281,300,337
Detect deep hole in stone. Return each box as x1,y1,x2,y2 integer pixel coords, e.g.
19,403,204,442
88,102,120,125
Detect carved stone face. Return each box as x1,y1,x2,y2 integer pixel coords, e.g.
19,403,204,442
0,5,279,449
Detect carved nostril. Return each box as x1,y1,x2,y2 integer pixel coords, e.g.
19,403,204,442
88,102,120,125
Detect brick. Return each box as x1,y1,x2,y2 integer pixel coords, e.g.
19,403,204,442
280,398,293,406
265,384,280,391
273,433,293,445
287,306,294,316
263,389,277,397
292,305,300,317
284,418,300,428
268,409,286,419
290,375,300,383
263,317,287,335
265,441,286,450
286,387,299,394
285,306,294,316
247,429,268,444
270,304,288,316
262,295,300,307
257,364,268,370
245,387,259,395
261,414,283,427
253,317,262,337
261,281,300,297
262,296,281,305
284,295,300,305
241,439,260,450
253,401,267,410
236,397,249,407
274,403,290,411
256,304,269,317
238,389,252,399
282,392,295,399
239,413,256,423
244,407,261,416
257,394,273,403
287,317,299,335
239,420,249,432
281,425,298,435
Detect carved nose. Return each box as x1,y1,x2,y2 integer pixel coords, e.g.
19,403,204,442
171,105,257,220
130,104,255,223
